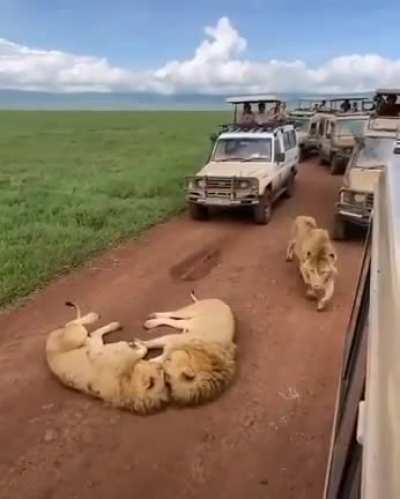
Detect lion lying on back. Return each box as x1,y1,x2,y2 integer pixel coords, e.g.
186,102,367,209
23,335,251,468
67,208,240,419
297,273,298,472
46,303,169,414
46,295,236,413
135,292,237,405
286,216,338,311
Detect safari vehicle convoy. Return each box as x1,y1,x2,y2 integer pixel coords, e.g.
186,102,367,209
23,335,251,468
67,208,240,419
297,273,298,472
324,141,400,499
333,89,400,240
186,96,299,224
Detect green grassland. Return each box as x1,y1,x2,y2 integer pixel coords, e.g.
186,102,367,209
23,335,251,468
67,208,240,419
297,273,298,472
0,111,228,307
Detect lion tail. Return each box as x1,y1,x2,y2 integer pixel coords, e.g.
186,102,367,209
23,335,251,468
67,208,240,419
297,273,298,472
65,301,81,319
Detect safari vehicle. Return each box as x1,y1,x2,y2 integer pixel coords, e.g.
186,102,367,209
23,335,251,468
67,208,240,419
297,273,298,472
333,89,400,240
324,145,400,498
317,112,369,174
186,95,299,225
289,107,319,159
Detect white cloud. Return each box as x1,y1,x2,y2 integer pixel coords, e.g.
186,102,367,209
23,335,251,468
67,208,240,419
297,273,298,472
1,17,400,94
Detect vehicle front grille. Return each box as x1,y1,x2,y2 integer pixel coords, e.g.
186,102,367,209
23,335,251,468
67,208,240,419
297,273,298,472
205,177,233,190
204,177,234,198
366,193,374,209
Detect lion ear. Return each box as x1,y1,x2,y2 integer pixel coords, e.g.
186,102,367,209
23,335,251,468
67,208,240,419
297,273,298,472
181,367,196,381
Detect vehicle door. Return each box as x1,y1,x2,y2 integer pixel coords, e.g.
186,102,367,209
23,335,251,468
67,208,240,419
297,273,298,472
320,118,333,160
273,133,286,191
308,117,318,144
316,115,326,150
276,130,292,189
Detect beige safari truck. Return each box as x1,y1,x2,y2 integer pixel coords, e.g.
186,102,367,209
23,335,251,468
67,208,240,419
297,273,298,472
289,99,323,160
186,95,299,225
324,142,400,498
332,89,400,240
317,110,370,175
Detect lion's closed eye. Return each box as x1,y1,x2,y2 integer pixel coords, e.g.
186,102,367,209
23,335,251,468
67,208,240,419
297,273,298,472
181,368,196,382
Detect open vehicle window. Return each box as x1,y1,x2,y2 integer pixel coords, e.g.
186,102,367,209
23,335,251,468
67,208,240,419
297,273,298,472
336,119,366,137
212,138,272,162
355,138,394,168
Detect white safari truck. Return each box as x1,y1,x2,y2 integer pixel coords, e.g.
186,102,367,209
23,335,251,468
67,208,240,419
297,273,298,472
186,96,299,224
324,139,400,498
333,89,400,239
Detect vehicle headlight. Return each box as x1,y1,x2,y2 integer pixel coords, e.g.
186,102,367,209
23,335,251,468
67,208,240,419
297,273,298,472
354,193,367,203
341,190,366,204
197,179,206,189
341,190,353,204
238,180,250,189
188,180,194,190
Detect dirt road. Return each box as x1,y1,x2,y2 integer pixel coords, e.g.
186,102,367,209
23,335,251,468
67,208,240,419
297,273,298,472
0,159,363,499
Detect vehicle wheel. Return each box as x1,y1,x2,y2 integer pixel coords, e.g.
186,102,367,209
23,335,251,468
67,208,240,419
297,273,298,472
284,173,295,198
333,215,348,240
299,147,306,162
330,154,343,175
189,203,208,220
319,153,328,165
253,191,272,225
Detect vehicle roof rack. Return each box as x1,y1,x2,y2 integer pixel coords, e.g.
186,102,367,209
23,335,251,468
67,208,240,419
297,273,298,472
328,97,370,102
376,88,400,95
219,120,292,133
226,95,281,104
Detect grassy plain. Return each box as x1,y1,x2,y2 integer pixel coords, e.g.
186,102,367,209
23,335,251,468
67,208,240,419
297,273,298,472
0,111,228,306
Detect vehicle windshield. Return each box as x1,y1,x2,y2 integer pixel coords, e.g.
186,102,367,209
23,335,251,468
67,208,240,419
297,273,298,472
212,138,272,162
294,118,310,131
335,119,366,137
354,137,394,168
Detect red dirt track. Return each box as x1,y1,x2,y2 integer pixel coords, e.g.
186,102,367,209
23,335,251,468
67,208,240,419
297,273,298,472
0,159,363,499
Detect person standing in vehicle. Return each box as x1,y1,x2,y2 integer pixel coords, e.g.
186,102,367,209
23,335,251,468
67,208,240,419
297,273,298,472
240,103,255,125
269,102,281,120
255,102,268,125
340,99,351,112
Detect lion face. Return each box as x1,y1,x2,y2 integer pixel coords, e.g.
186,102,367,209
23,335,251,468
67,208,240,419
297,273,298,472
163,342,236,405
302,248,337,292
124,360,169,414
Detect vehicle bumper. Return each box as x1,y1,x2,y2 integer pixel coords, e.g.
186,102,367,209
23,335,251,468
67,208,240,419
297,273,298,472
336,204,372,226
187,194,259,207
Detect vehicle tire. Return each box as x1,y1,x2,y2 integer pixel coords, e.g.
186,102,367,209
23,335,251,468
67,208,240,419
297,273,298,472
330,154,343,175
253,190,272,225
319,153,328,165
299,147,306,162
284,173,296,198
188,203,208,221
333,215,348,240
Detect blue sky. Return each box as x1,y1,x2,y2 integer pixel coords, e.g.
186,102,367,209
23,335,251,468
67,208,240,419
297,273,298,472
0,0,399,94
1,0,399,67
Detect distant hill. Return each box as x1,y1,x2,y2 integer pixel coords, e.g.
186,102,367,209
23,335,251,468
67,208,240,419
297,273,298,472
0,89,373,111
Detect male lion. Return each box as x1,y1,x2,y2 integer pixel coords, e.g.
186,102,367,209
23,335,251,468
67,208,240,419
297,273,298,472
286,216,338,311
135,293,236,405
46,303,169,414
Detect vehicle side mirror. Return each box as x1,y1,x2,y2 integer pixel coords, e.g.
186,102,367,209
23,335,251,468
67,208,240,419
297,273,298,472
209,133,218,143
276,152,286,163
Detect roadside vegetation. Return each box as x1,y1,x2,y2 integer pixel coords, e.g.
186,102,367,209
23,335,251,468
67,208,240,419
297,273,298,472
0,110,228,306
